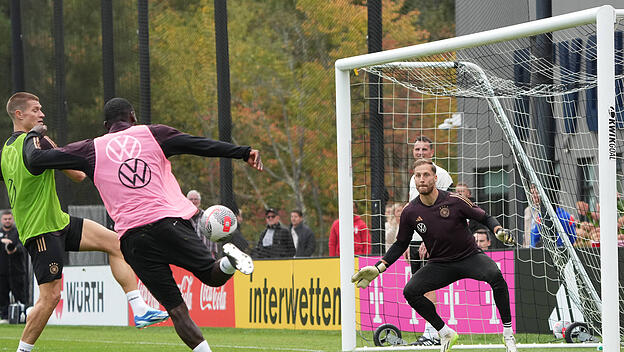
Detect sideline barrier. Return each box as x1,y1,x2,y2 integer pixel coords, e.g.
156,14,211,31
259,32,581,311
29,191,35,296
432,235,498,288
33,265,128,326
234,258,343,330
41,249,605,332
128,265,236,327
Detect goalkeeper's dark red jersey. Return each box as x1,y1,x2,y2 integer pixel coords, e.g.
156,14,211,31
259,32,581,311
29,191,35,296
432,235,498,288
389,190,500,264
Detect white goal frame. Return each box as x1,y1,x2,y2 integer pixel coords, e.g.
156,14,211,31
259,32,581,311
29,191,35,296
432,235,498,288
335,5,620,352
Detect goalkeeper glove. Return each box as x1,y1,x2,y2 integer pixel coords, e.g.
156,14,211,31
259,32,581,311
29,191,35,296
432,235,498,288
496,228,515,246
351,261,387,289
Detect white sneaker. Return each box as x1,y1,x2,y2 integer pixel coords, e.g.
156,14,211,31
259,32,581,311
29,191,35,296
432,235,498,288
439,329,458,352
0,319,8,324
223,243,254,275
503,334,517,352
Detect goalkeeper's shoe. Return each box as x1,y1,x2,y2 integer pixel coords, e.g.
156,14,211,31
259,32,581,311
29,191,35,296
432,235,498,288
439,329,458,352
223,243,254,275
503,334,518,352
134,308,169,328
410,335,440,346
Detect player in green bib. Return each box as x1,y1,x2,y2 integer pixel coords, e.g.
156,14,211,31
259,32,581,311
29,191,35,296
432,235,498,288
1,92,168,352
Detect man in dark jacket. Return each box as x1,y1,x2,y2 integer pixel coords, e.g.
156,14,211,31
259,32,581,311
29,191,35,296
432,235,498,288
0,210,28,323
289,210,316,257
252,208,294,258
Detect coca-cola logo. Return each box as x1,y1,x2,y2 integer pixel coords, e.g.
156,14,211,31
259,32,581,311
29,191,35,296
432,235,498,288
137,280,160,309
200,284,227,311
178,276,194,310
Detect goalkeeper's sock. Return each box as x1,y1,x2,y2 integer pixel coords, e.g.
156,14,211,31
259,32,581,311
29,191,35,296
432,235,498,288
438,324,454,338
126,290,149,317
423,322,440,339
220,257,236,275
503,323,513,337
17,340,34,352
193,341,212,352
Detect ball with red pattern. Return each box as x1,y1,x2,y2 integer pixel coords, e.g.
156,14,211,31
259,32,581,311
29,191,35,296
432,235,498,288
199,205,237,242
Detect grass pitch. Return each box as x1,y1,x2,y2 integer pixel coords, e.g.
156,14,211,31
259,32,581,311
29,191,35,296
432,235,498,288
0,325,340,351
0,325,605,351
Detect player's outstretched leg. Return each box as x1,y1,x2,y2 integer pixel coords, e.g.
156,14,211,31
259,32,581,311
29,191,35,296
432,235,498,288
18,280,62,351
78,218,169,328
223,243,254,275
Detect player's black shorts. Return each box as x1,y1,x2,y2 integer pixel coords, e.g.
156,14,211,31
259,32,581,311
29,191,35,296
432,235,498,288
120,217,219,310
25,217,83,285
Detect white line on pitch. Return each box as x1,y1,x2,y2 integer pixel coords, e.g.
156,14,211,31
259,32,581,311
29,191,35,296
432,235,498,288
0,336,327,351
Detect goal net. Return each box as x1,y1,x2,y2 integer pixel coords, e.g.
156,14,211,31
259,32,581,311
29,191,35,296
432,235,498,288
336,6,623,351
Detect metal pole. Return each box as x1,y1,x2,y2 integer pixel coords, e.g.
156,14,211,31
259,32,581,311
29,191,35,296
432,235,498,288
101,0,115,102
596,6,619,351
367,0,385,256
336,66,356,352
138,0,151,124
10,0,24,92
214,0,235,212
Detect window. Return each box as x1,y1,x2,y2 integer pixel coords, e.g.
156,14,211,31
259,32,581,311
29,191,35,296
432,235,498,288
476,167,510,228
577,158,597,211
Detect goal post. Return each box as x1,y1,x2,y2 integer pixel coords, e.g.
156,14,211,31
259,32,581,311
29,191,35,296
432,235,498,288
336,5,620,351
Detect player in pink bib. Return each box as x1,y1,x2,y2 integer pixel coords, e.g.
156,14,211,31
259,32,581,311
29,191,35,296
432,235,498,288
24,98,263,352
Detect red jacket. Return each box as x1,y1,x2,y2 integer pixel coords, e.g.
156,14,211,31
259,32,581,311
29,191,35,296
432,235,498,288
328,215,371,257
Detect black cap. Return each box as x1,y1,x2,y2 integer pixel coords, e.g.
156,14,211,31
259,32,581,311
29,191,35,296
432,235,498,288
265,207,278,215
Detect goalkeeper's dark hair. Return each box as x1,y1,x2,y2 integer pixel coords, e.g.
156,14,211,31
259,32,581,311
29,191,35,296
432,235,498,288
104,97,134,124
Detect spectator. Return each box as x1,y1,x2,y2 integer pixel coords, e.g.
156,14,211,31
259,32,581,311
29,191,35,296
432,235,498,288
575,197,624,247
0,210,28,324
186,190,220,259
455,183,492,239
385,203,402,252
328,204,371,256
524,185,541,248
224,208,250,253
187,190,202,210
455,183,472,200
252,208,295,258
530,185,576,247
473,229,492,250
409,136,454,201
289,210,316,257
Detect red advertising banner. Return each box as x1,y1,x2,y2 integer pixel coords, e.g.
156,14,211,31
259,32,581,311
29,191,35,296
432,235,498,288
128,265,236,327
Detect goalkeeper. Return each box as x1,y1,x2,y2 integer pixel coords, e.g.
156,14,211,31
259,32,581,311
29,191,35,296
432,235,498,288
352,159,517,352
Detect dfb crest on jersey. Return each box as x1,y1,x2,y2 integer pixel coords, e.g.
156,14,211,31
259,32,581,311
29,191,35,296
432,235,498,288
440,206,450,218
416,222,427,234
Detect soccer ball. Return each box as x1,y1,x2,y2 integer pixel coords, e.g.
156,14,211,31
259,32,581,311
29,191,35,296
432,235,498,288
553,320,571,339
199,205,237,242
